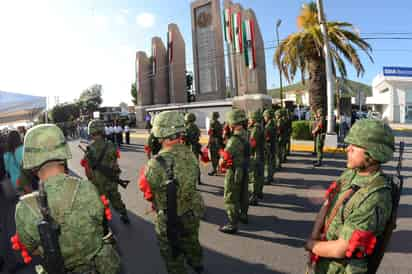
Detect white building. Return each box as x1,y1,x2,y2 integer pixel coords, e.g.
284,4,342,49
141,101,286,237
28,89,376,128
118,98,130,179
367,67,412,123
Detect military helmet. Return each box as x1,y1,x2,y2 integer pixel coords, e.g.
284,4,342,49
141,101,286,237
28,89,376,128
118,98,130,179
275,109,282,118
248,110,262,122
212,112,220,120
226,109,247,126
88,120,105,135
23,124,72,169
152,111,185,138
316,108,324,116
344,119,394,163
263,109,274,119
184,112,196,123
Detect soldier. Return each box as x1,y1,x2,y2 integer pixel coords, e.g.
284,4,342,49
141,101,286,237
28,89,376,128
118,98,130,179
218,109,250,234
274,110,286,169
312,108,326,167
263,109,276,184
82,120,130,224
284,109,292,157
14,124,121,274
138,111,205,274
144,131,162,159
305,119,395,274
184,113,201,158
184,113,202,184
248,110,265,205
207,112,223,176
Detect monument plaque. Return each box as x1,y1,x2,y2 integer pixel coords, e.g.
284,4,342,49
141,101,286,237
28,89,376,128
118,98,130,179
191,0,226,101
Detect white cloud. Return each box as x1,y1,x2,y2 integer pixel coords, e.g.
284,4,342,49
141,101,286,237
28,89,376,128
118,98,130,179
135,12,155,28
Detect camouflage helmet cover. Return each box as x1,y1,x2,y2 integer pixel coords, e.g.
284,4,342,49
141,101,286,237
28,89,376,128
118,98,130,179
344,119,394,163
152,111,185,138
226,109,247,126
23,124,72,169
263,109,274,118
88,119,105,135
212,112,220,120
248,110,262,122
184,112,196,122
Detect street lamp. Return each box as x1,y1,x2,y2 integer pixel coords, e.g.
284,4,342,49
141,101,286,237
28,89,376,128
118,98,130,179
276,19,283,107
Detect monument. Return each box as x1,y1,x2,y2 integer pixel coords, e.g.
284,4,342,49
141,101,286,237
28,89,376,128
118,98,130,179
135,51,153,126
168,23,187,103
191,0,226,101
223,1,271,111
151,37,169,105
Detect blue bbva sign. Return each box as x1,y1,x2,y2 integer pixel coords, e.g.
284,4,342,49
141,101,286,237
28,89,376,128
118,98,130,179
383,67,412,77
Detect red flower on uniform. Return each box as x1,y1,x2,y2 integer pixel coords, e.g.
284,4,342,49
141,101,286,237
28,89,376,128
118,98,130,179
138,166,153,201
100,195,112,221
11,233,32,264
346,230,377,258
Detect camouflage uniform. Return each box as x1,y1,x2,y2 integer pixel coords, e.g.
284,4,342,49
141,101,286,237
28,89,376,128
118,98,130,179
207,112,223,175
248,111,265,205
84,120,129,223
14,124,120,274
184,113,201,158
275,110,287,168
219,109,249,234
284,109,292,157
314,119,395,274
313,109,326,166
139,111,204,274
263,109,276,184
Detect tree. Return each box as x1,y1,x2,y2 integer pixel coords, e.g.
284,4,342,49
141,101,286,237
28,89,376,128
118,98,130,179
274,2,373,112
78,84,103,115
131,82,138,105
50,103,80,123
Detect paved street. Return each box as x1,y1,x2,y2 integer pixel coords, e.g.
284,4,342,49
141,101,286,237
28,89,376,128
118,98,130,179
1,131,412,274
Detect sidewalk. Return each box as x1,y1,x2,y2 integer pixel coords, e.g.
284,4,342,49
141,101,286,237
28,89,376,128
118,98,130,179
129,129,345,153
389,123,412,131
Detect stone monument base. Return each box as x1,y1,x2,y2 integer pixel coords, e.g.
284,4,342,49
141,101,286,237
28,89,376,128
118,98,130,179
135,105,150,129
232,94,272,112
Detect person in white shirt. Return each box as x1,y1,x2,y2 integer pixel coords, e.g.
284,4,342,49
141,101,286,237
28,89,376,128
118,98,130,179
124,125,130,144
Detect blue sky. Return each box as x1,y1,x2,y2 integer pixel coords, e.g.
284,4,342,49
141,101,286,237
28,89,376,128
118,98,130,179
0,0,411,106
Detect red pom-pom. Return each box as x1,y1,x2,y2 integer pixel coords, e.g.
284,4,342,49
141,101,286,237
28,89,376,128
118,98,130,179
116,149,121,159
249,138,257,148
138,166,153,201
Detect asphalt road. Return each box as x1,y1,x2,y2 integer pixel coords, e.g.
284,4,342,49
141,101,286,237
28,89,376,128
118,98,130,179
1,131,411,274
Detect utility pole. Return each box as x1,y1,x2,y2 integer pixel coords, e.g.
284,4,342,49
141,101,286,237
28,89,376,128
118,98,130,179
276,19,283,107
316,0,335,134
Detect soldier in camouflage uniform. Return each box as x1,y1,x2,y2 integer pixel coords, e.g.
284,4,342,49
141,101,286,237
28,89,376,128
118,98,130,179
248,110,265,205
139,111,205,274
263,109,276,184
275,110,286,169
207,112,223,176
184,113,201,158
284,109,292,157
305,119,394,274
184,113,202,184
144,131,162,159
312,108,326,167
218,109,249,234
82,120,130,224
14,124,121,274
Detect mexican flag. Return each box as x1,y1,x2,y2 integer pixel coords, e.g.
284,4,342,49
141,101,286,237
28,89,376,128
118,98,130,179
152,44,157,75
167,30,173,64
232,11,242,53
223,8,233,44
242,19,256,69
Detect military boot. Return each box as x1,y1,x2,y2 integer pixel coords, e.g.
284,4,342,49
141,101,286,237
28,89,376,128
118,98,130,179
313,160,322,167
249,195,259,206
239,215,248,224
208,170,217,176
218,224,238,234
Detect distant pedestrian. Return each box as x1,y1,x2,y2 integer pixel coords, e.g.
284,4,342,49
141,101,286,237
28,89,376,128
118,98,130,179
124,124,130,144
2,130,23,190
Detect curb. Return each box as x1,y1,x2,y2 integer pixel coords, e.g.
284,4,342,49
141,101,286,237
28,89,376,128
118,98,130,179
130,133,345,153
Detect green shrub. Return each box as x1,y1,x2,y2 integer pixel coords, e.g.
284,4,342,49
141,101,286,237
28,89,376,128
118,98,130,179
292,120,313,140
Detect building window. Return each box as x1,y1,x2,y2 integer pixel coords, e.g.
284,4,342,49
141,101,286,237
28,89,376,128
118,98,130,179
380,88,389,93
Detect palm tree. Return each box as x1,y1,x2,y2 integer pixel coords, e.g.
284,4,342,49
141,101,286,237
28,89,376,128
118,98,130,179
274,2,373,112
